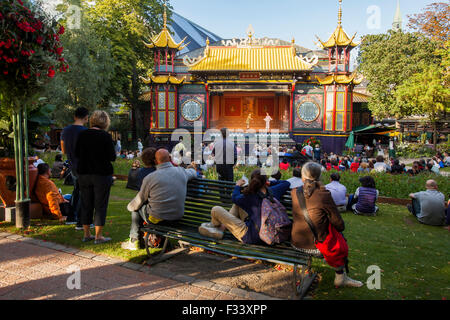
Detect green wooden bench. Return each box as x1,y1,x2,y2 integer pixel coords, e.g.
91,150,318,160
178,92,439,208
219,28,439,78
140,178,321,299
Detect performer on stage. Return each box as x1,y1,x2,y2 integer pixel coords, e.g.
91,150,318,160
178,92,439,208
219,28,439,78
246,113,253,130
264,112,273,131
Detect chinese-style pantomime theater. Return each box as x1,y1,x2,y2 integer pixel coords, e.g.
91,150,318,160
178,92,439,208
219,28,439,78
141,0,364,154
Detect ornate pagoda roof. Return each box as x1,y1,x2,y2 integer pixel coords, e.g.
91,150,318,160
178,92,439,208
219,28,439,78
316,0,358,49
144,4,188,51
184,33,319,72
316,73,363,85
140,74,186,85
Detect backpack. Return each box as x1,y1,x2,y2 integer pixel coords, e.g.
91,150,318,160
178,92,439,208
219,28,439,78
258,191,292,245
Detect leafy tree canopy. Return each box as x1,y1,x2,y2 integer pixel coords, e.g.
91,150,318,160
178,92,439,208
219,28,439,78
357,31,441,119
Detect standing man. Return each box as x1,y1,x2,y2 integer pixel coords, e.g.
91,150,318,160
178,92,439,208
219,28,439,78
264,112,272,131
213,128,237,182
137,138,143,154
116,138,121,155
61,107,89,230
246,113,253,130
302,141,313,160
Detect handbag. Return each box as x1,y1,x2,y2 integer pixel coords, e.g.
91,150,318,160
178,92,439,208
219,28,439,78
296,188,349,269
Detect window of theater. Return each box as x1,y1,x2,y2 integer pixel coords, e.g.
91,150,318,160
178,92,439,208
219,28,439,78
155,89,176,129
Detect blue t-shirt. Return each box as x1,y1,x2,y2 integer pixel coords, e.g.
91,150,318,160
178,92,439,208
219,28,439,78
232,180,291,244
61,124,87,172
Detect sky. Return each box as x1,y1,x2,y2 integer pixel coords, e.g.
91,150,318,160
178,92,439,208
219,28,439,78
169,0,436,50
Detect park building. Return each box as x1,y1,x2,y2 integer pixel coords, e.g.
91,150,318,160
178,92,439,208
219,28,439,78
140,0,374,154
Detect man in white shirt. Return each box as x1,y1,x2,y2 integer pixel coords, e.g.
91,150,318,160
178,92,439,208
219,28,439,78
287,168,303,189
325,173,348,212
408,180,446,226
373,155,388,173
302,141,313,159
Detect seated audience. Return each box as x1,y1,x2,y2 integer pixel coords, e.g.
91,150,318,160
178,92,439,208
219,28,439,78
373,155,388,173
407,180,446,226
443,152,450,166
357,162,370,173
350,157,360,173
269,170,282,182
390,159,404,174
126,160,141,191
407,163,420,176
198,169,290,242
136,147,157,190
325,173,348,212
279,158,290,171
348,176,379,216
287,168,304,189
121,149,197,250
35,163,70,222
290,162,363,287
51,154,65,178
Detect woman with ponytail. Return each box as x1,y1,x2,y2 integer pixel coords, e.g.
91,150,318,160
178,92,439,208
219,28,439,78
290,162,363,288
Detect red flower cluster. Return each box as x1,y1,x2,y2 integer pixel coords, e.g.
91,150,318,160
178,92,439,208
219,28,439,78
0,0,68,88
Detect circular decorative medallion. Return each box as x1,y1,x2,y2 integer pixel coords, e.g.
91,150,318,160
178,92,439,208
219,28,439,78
181,99,203,122
296,100,320,123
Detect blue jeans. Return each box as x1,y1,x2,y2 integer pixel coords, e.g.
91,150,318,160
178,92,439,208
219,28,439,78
70,170,82,226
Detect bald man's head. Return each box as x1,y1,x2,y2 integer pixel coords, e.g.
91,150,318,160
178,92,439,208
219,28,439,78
425,179,438,190
155,149,171,165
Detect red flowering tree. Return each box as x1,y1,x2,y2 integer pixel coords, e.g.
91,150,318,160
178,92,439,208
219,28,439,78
302,137,321,148
0,0,67,229
0,0,68,101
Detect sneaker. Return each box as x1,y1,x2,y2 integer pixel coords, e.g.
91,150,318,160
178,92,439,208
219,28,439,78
198,224,224,240
200,222,216,228
94,237,112,245
334,272,364,288
75,224,94,230
121,239,139,251
82,235,95,242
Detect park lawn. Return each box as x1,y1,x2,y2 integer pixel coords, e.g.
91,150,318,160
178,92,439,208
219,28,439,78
0,180,449,300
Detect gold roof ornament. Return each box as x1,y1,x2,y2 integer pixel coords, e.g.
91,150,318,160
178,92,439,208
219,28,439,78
140,74,186,85
143,2,189,51
316,0,358,49
315,73,363,85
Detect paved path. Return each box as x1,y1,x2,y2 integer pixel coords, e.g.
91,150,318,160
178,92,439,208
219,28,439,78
0,232,274,300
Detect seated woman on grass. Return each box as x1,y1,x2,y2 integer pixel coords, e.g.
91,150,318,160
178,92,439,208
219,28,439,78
347,176,379,216
198,169,290,244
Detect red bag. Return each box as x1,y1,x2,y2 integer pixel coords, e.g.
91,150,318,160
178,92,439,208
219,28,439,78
296,188,348,268
314,222,348,268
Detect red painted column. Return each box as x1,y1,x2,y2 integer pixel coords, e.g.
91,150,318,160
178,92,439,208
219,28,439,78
289,82,296,132
175,85,178,129
205,83,210,129
157,50,161,72
171,50,175,73
165,48,168,72
332,84,337,131
323,86,327,131
350,90,354,131
155,86,159,129
150,88,153,130
344,86,348,132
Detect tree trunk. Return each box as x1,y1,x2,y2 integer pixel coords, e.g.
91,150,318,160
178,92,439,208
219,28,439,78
433,121,437,151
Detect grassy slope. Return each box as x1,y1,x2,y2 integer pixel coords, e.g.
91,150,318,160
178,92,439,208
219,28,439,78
1,180,448,300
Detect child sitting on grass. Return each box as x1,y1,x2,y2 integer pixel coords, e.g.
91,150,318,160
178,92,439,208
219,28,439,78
347,176,379,216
